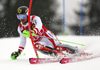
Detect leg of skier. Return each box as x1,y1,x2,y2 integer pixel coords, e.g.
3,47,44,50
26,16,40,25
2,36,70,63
55,46,73,54
44,30,78,54
56,44,78,54
34,43,64,56
34,30,78,57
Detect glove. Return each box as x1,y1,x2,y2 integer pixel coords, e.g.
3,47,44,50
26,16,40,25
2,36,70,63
11,50,21,60
22,30,35,37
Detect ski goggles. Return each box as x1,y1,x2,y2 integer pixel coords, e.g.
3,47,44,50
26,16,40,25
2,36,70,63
17,14,27,20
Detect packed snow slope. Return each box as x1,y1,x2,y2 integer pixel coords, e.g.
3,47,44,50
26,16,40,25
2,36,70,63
0,36,100,70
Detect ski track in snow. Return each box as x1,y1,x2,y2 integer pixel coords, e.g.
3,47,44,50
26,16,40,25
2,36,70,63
0,36,100,70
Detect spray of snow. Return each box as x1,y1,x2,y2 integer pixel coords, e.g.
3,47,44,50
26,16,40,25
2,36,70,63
0,36,100,70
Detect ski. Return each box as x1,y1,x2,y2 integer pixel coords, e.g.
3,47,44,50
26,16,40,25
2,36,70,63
29,58,62,64
29,53,71,64
29,52,95,64
60,53,100,64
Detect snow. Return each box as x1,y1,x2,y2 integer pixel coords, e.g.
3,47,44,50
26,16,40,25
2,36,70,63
0,36,100,70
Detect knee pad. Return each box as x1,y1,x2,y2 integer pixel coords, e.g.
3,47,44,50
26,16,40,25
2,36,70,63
55,46,74,54
35,43,44,50
35,43,52,51
55,46,66,51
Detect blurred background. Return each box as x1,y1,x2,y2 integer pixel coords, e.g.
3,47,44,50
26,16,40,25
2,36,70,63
0,0,100,38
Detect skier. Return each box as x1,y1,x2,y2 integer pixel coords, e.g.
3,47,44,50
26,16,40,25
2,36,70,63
11,6,78,60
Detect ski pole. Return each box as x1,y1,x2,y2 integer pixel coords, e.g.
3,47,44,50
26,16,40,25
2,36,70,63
32,34,85,46
28,0,39,58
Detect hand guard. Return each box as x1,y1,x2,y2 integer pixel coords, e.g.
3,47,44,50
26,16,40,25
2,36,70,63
22,30,35,37
11,50,21,60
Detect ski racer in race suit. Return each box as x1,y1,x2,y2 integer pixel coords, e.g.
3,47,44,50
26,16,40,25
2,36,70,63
11,6,78,60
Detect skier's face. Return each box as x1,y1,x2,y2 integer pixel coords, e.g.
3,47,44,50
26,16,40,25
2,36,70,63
17,14,28,23
20,16,27,24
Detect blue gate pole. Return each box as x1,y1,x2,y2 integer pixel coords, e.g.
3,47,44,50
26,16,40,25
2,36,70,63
79,0,83,35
